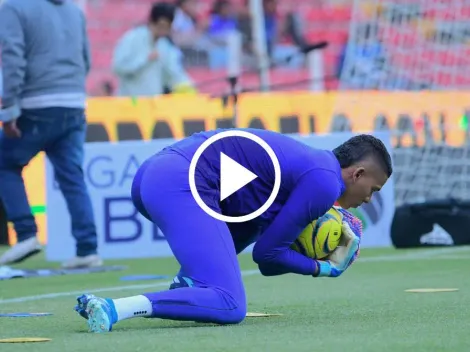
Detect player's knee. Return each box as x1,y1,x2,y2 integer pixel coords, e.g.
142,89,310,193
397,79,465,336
219,304,246,325
216,289,246,325
230,305,247,324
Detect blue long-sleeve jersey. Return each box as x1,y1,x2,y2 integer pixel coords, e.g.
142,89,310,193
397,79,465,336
167,128,346,276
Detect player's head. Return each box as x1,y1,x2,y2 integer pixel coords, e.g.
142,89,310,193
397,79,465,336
148,3,175,39
211,0,232,17
177,0,197,16
333,134,392,209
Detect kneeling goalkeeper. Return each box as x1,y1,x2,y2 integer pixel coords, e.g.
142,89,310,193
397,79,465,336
74,128,392,333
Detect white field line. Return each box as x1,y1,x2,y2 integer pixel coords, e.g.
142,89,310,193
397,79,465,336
432,255,470,260
357,246,470,263
0,246,468,305
0,270,259,305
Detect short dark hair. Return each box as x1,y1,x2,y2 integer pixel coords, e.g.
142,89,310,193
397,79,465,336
333,134,393,177
176,0,189,7
149,3,175,24
211,0,230,15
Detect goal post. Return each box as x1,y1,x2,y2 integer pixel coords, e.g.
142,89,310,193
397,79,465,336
336,0,470,208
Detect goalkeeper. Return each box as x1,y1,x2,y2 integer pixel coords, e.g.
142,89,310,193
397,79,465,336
75,128,392,333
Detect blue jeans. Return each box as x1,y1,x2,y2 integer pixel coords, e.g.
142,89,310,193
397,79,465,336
0,108,97,256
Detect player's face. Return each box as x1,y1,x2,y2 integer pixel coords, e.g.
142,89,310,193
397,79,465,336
338,162,389,209
149,18,172,39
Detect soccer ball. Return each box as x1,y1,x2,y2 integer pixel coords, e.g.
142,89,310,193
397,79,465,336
290,207,343,259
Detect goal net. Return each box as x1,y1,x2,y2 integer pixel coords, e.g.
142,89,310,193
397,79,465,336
336,0,470,207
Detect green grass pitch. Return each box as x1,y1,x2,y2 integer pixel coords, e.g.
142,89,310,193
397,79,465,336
0,246,469,352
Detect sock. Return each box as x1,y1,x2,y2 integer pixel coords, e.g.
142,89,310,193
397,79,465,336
111,295,153,322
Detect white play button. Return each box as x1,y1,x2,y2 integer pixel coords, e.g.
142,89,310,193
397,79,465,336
220,152,258,201
189,130,281,223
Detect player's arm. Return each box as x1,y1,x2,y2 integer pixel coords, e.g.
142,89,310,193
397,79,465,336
80,10,92,75
159,38,196,94
0,2,26,122
112,31,150,77
252,169,341,276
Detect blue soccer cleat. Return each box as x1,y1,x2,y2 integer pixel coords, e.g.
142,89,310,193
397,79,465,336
74,294,118,333
169,275,194,290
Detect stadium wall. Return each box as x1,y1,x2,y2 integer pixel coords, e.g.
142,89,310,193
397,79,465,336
10,91,469,246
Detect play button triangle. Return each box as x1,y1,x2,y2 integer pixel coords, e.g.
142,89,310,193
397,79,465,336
220,152,258,201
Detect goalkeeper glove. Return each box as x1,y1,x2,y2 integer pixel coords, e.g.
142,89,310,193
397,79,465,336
313,221,360,278
313,260,343,278
335,207,363,267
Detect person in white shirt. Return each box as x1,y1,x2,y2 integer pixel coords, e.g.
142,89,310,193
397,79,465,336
112,3,195,97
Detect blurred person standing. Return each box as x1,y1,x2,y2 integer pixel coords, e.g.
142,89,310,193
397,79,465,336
207,0,238,44
237,0,279,68
205,0,239,69
112,2,196,97
172,0,208,50
0,46,8,246
0,0,102,268
262,0,279,58
0,47,2,99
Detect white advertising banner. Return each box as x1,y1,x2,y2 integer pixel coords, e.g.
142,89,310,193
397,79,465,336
45,132,394,261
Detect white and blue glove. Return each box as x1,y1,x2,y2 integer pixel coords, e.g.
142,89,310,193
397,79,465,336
314,221,361,278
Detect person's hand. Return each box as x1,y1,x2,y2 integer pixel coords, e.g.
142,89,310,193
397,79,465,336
328,221,360,268
148,50,159,61
3,119,21,138
313,222,360,278
313,260,344,278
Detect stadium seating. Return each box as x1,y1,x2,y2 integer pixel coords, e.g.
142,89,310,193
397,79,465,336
84,0,351,94
85,0,470,94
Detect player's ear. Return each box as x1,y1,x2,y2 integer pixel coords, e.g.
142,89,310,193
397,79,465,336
352,167,365,182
